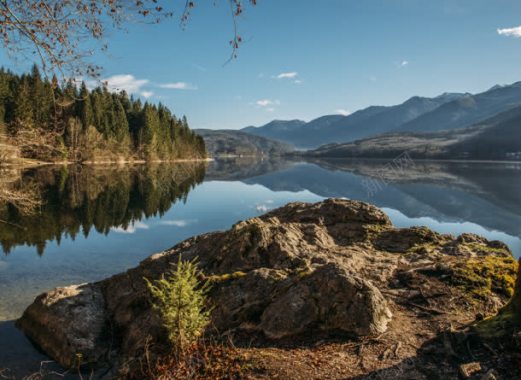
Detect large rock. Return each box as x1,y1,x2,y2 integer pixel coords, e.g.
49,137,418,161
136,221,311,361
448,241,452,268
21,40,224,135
17,199,516,369
18,283,107,368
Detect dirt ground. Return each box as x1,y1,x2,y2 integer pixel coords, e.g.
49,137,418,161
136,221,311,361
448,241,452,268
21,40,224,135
230,270,519,380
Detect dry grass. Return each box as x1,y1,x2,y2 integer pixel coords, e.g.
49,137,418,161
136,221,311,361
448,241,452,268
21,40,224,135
119,336,253,380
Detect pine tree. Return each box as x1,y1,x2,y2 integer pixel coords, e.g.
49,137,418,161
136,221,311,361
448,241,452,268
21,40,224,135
112,98,129,143
77,82,93,130
30,64,51,128
142,103,160,157
145,257,211,353
14,77,33,128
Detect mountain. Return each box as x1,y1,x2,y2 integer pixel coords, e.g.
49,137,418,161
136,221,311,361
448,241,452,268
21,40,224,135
396,81,521,133
242,93,464,149
195,129,293,157
447,104,521,160
240,82,521,150
317,93,465,144
242,119,306,142
303,104,521,161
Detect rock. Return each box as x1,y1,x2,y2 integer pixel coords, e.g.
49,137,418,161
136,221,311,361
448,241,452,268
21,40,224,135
481,369,499,380
17,283,107,368
17,199,516,370
459,362,482,378
258,263,392,339
373,226,443,253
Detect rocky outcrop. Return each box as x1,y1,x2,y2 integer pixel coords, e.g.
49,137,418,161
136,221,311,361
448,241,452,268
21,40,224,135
17,199,517,370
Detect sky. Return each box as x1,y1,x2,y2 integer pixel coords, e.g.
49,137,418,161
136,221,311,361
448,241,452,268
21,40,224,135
3,0,521,130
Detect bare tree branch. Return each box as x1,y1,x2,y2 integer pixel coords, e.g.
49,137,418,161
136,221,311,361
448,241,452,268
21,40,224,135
0,1,256,80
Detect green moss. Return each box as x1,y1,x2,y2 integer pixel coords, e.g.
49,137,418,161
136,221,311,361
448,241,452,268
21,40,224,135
473,301,521,339
407,242,438,255
463,242,510,256
207,271,247,283
452,255,518,299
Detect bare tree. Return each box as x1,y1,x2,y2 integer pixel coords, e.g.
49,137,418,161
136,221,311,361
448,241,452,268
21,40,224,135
0,0,256,80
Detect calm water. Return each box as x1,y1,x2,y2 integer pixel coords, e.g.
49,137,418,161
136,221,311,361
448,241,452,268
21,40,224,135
1,158,521,375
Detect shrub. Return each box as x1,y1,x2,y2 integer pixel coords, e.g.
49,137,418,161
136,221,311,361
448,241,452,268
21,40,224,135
145,256,211,354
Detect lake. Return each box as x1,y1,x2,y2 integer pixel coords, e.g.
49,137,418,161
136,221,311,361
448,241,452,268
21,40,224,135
1,157,521,375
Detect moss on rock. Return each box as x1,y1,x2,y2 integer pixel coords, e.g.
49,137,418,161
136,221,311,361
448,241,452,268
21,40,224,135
451,255,518,299
473,302,520,339
206,271,248,283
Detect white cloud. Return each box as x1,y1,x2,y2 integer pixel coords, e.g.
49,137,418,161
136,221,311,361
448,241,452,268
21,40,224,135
159,82,198,90
103,74,149,93
336,109,351,116
101,75,198,94
497,26,521,38
266,107,275,112
111,221,149,234
399,60,409,67
256,204,269,213
256,99,280,107
294,79,303,85
159,219,195,227
275,72,298,79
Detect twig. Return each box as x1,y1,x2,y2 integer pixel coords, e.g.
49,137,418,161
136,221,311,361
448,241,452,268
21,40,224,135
409,302,446,315
482,342,498,357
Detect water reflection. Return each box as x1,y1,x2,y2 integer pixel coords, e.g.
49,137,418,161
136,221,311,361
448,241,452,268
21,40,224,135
1,159,520,256
0,163,205,255
240,159,521,242
1,158,521,376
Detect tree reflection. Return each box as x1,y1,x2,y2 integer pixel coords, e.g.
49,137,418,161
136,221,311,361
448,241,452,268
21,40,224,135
0,163,206,255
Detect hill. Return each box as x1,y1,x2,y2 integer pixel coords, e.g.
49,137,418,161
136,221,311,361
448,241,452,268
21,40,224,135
303,104,521,160
242,119,307,145
195,129,293,157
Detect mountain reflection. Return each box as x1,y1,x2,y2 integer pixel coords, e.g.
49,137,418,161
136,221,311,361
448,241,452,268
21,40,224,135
240,158,521,238
0,163,206,255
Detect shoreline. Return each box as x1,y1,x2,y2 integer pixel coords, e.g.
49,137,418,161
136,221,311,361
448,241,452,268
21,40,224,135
0,157,214,169
290,155,521,165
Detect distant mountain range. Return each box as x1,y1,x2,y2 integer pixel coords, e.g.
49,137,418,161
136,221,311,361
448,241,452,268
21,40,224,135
195,129,293,157
242,81,521,150
304,104,521,161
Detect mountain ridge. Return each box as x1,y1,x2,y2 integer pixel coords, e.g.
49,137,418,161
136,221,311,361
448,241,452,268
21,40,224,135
302,103,521,161
240,81,521,149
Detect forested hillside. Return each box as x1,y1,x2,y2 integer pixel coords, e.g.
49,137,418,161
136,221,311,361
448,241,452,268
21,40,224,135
195,129,293,157
0,66,206,163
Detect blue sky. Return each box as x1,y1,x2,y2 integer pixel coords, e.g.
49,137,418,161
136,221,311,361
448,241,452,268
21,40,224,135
3,0,521,129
